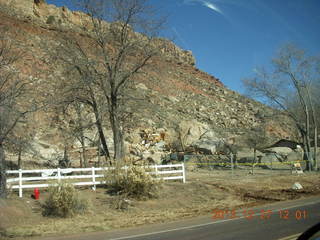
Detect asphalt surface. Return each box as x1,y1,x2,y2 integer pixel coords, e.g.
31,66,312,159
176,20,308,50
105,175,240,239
39,196,320,240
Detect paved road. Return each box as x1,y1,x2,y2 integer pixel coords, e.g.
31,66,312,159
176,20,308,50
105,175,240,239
39,196,320,240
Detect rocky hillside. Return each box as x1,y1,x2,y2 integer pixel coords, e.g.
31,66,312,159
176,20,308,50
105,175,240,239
0,0,297,166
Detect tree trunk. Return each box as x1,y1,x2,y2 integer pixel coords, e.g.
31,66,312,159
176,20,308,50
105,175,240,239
75,103,88,167
306,112,312,171
79,151,83,168
80,136,87,167
314,126,318,171
97,138,101,167
305,138,312,171
305,86,317,171
62,145,70,168
302,133,311,171
0,143,7,198
110,103,124,161
17,145,22,169
112,118,124,161
302,105,312,171
92,101,110,160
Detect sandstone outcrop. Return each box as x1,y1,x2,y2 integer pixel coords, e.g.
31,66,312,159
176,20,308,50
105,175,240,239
0,0,196,66
0,0,298,166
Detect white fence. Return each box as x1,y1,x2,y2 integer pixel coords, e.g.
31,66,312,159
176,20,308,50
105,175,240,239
6,164,186,198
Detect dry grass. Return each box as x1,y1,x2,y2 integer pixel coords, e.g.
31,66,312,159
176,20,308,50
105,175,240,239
1,170,320,239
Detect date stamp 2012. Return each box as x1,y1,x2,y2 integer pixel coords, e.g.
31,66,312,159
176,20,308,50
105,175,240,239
211,209,308,221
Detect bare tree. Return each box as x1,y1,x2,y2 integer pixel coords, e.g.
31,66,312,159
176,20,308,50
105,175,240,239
53,39,111,161
243,44,319,171
67,102,97,167
48,101,95,168
61,0,164,161
0,28,34,198
72,102,90,167
6,117,36,169
243,127,269,174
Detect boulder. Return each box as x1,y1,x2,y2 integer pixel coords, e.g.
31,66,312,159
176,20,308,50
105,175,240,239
264,147,292,156
31,140,61,161
177,120,209,146
192,139,217,155
286,151,303,162
167,96,179,103
154,140,166,151
260,154,280,163
237,148,265,159
200,130,219,141
136,83,148,90
260,154,287,169
125,129,141,144
292,182,303,190
124,141,131,155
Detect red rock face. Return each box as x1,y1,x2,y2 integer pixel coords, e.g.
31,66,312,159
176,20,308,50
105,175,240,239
0,0,197,67
0,0,297,165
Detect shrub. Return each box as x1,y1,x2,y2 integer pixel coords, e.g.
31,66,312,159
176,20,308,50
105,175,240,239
42,182,89,218
34,0,46,6
105,163,160,200
46,15,55,24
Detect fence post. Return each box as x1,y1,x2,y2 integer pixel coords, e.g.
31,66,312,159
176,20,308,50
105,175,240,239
230,153,234,178
92,167,96,191
182,163,186,183
155,165,158,179
57,168,61,183
19,169,22,198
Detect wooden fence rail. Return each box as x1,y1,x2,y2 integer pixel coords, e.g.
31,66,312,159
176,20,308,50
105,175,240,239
6,164,186,198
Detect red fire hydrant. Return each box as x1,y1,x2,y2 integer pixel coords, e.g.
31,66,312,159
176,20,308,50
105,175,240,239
33,188,40,200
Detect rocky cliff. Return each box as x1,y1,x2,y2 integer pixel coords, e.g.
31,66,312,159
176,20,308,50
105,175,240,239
0,0,196,66
0,0,297,166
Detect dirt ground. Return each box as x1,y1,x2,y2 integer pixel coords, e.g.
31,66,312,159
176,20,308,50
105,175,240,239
1,169,320,239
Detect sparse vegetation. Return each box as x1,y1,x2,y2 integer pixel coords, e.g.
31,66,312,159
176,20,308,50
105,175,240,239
0,0,318,238
1,170,320,238
42,182,89,218
105,163,160,200
46,15,55,24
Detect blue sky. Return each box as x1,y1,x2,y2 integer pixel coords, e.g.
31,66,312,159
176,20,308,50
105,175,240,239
47,0,320,93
